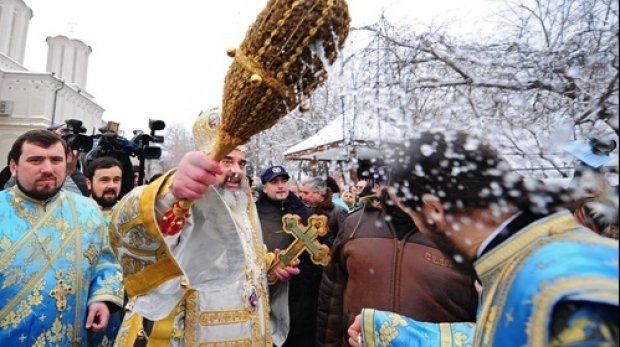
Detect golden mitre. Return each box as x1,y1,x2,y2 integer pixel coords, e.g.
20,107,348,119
194,109,246,155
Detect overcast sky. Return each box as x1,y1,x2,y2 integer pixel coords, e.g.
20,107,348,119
22,0,500,136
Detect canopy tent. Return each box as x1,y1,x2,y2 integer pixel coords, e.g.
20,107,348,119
283,113,403,162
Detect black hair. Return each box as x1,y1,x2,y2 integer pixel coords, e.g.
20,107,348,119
9,129,68,163
388,130,573,215
84,156,123,180
325,176,340,194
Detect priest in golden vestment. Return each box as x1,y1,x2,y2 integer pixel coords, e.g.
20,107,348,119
109,145,298,346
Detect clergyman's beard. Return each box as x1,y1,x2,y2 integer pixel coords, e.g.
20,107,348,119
93,193,118,209
423,218,477,277
16,178,62,201
217,185,249,214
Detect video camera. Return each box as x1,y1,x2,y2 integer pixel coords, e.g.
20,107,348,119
84,119,166,196
52,119,93,152
86,121,138,160
131,119,166,160
85,119,165,161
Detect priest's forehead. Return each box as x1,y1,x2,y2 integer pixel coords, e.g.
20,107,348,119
221,149,247,167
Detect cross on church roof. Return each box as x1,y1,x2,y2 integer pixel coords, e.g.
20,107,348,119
68,20,77,35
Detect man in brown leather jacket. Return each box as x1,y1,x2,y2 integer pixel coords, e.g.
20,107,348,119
316,166,478,347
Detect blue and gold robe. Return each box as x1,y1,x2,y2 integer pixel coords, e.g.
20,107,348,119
360,211,619,346
0,187,124,346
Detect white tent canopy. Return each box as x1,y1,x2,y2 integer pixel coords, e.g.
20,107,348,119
283,113,404,161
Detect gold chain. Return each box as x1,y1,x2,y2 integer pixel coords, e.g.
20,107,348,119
29,209,75,314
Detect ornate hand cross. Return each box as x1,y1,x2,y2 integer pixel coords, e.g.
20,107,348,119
274,214,330,268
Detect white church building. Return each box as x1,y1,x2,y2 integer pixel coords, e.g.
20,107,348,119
0,0,104,162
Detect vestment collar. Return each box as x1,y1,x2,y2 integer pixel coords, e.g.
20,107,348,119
476,212,522,258
474,210,581,285
10,185,63,207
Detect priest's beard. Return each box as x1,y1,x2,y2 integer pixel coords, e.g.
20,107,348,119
92,192,119,209
217,186,250,215
421,216,477,277
16,178,62,202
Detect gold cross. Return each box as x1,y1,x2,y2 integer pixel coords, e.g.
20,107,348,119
274,214,330,268
49,272,73,312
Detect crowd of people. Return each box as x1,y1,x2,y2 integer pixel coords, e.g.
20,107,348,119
0,125,617,347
